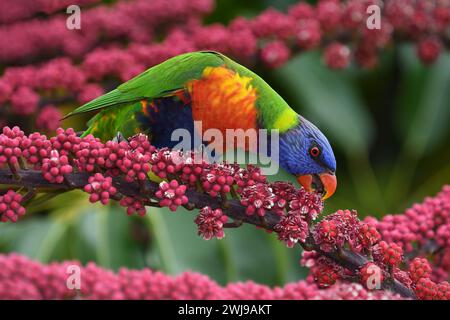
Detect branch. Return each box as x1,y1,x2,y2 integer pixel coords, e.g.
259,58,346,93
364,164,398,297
0,169,416,299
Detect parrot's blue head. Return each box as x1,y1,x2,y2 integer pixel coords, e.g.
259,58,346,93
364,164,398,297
278,116,337,200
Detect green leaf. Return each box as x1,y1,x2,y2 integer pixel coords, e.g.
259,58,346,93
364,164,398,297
146,207,229,284
0,218,65,261
398,47,450,155
72,204,145,270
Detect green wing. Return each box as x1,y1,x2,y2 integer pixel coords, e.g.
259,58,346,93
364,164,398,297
64,51,226,119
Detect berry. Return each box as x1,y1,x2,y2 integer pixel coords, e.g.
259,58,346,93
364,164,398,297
0,190,25,223
323,42,351,70
41,150,73,183
414,277,437,300
150,148,184,179
84,173,117,205
409,258,432,283
155,180,188,212
360,262,383,290
260,41,291,69
376,241,403,267
358,222,381,248
201,163,235,197
119,197,146,216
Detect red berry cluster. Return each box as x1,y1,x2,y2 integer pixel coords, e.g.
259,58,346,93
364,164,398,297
359,262,384,289
119,197,147,217
414,278,450,300
201,163,236,197
409,257,432,283
155,180,189,212
0,190,25,223
375,241,403,267
0,253,407,300
150,148,185,179
366,186,450,282
180,153,208,186
84,173,117,205
301,189,450,300
21,132,51,168
41,150,73,183
309,256,344,288
0,126,24,167
313,209,360,252
234,165,267,193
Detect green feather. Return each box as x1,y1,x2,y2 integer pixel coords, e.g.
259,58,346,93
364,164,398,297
65,51,299,139
64,51,225,119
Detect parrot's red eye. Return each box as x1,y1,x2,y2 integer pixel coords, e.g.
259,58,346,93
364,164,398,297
310,146,320,157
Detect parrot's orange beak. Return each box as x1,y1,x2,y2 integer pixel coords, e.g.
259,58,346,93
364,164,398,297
297,172,337,200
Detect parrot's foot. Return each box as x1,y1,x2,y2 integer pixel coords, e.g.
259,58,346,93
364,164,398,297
223,219,243,228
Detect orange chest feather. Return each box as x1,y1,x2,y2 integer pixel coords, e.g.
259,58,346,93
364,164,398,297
187,66,258,136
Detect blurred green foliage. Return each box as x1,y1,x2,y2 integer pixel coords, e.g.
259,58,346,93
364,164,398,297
1,0,449,287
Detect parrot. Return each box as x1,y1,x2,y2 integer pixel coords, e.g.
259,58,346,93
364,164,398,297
65,51,337,199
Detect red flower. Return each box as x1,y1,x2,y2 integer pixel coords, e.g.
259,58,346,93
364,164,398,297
240,183,275,216
359,262,384,290
409,258,432,283
375,241,403,267
195,207,228,240
312,257,342,288
417,37,442,65
234,165,266,193
36,105,62,132
358,222,381,248
150,148,185,179
261,41,291,69
323,42,351,70
289,188,323,221
414,278,437,300
274,212,309,247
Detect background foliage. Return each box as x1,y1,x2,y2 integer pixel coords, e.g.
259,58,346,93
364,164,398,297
0,0,449,287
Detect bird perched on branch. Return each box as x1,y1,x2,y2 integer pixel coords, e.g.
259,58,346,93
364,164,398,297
65,51,337,199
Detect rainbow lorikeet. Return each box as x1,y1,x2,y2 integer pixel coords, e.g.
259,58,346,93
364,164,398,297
65,51,337,199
